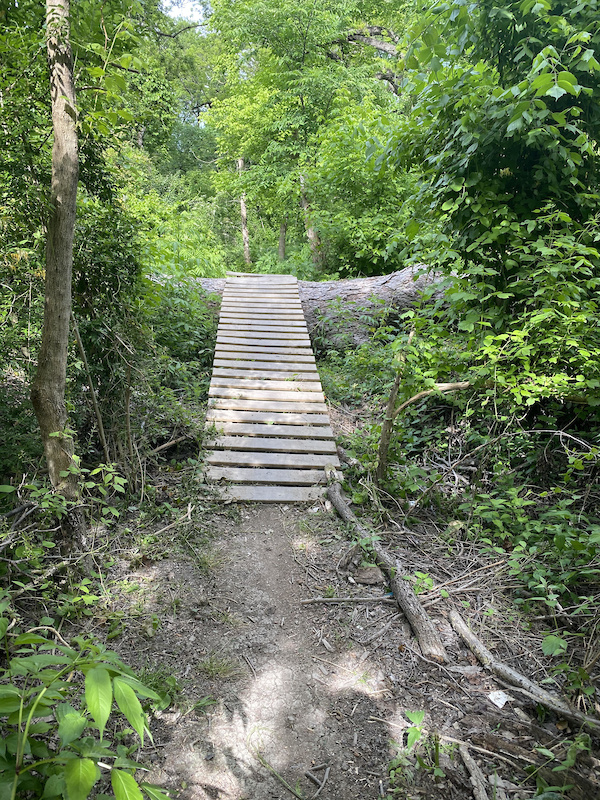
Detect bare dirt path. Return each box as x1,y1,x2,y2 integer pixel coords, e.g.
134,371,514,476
108,498,594,800
121,503,406,800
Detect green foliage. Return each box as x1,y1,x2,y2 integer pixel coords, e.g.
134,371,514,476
0,596,169,800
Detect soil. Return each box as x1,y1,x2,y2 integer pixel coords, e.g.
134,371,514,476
102,492,599,800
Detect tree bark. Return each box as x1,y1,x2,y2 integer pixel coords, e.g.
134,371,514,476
31,0,82,536
327,478,448,663
299,173,321,268
278,219,287,261
237,157,251,265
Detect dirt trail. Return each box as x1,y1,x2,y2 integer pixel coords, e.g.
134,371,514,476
109,499,576,800
134,504,404,800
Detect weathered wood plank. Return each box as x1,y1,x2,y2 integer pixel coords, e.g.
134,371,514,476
207,422,334,439
219,311,305,320
212,359,317,371
212,368,320,381
206,466,326,485
213,352,315,364
217,330,310,341
208,436,337,454
218,485,325,503
209,387,325,403
221,300,303,307
206,409,330,425
218,324,309,335
207,450,339,468
215,343,312,356
211,378,323,391
215,338,313,350
220,316,306,325
208,398,328,413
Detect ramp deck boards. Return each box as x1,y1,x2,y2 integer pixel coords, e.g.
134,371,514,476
204,272,339,502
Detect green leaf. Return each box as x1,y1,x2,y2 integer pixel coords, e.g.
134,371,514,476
114,678,146,744
64,758,98,800
112,770,144,800
541,634,568,657
0,485,15,493
141,783,172,800
85,668,112,739
42,773,65,798
405,710,425,725
58,712,87,745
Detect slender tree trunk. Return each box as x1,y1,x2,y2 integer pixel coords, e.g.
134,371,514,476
278,218,287,261
237,157,251,265
299,173,321,267
31,0,83,543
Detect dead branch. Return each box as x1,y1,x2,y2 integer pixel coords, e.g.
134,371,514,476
147,434,192,457
326,476,448,663
301,596,397,606
393,381,472,420
449,609,600,733
459,745,490,800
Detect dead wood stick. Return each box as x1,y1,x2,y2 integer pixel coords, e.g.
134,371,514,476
147,434,192,457
10,559,71,598
449,609,600,733
459,745,490,800
392,381,471,421
327,478,448,663
301,596,397,606
311,766,330,799
153,503,194,537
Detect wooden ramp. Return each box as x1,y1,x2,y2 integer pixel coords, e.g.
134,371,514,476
205,272,340,502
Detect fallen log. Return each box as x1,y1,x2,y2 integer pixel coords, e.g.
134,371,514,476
449,608,600,734
195,266,443,351
326,476,448,663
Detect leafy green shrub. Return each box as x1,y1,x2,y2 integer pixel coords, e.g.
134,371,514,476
0,595,169,800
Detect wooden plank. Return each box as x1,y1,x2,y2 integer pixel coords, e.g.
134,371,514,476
215,343,312,356
216,330,310,341
213,353,315,364
206,409,330,425
207,450,339,468
206,466,326,485
208,399,328,413
209,387,325,403
208,436,337,454
219,317,307,327
226,272,297,282
212,368,320,381
212,359,317,371
215,337,312,348
207,422,334,439
218,323,309,334
219,485,326,503
211,378,323,391
219,311,305,320
221,300,303,306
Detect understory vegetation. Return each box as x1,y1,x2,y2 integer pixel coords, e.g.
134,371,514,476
1,0,600,797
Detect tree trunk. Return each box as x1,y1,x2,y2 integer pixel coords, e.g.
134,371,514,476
278,219,287,261
237,157,251,265
299,174,321,267
195,267,443,351
31,0,83,542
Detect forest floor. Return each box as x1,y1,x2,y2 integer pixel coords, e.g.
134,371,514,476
94,454,600,800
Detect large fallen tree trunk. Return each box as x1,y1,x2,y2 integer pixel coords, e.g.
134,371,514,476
196,266,443,351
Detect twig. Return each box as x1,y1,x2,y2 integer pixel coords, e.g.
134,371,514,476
153,504,193,537
459,745,490,800
449,608,600,732
301,596,397,606
10,560,71,598
242,653,257,678
311,766,330,799
254,751,305,799
147,434,192,457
